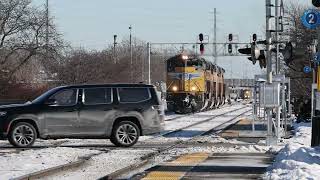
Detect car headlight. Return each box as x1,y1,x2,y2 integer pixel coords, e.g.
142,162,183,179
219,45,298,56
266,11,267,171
0,111,7,117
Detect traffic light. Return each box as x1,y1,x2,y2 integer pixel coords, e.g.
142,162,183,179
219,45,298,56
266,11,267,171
228,34,233,41
199,33,204,42
200,43,205,55
253,34,257,42
228,44,232,54
313,0,320,7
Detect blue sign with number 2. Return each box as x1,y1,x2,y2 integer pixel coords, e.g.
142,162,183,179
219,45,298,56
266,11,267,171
302,9,320,29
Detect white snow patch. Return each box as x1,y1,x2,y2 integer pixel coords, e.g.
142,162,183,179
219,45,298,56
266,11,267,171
264,123,320,180
45,149,155,180
0,147,100,180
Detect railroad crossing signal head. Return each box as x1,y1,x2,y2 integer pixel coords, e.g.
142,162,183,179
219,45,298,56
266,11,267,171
283,42,293,65
313,0,320,7
238,44,266,69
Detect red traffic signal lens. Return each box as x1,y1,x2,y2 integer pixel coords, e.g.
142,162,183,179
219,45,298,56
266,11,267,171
253,34,257,42
200,44,205,54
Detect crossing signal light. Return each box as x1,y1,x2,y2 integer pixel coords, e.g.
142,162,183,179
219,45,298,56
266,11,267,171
253,34,257,42
199,33,204,42
258,52,266,69
238,43,266,69
282,42,293,65
200,43,205,55
313,0,320,7
228,44,232,54
228,34,233,41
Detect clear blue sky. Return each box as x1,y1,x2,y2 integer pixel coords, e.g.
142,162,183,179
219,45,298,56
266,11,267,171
33,0,308,49
32,0,308,78
33,0,268,49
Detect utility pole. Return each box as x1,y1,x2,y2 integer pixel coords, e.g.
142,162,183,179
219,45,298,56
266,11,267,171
275,0,282,139
213,8,218,64
129,25,133,82
312,24,320,147
275,0,280,74
45,0,49,61
266,0,275,146
147,42,151,84
113,35,117,64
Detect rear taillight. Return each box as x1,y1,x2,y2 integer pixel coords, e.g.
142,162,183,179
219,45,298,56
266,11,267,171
152,105,164,115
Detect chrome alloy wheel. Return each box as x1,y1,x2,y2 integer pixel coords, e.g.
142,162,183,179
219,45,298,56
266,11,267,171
116,124,138,146
12,124,35,146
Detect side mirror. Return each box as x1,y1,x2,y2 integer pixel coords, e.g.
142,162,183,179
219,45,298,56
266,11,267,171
45,99,58,106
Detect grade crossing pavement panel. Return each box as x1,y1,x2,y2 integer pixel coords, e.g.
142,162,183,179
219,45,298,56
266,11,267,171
141,153,209,180
138,153,273,180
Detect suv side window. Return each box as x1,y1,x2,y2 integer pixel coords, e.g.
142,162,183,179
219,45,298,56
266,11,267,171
118,88,151,103
49,89,77,106
83,88,112,105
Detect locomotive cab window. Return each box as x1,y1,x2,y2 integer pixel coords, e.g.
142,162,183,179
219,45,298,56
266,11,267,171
167,58,184,72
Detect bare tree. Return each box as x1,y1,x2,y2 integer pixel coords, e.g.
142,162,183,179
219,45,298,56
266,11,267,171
0,0,63,96
283,2,315,98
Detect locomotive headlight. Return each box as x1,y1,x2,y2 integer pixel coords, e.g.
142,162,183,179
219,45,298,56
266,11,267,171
182,55,188,60
191,86,197,91
172,86,178,92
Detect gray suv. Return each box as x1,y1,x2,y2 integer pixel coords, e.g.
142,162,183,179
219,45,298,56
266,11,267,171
0,84,164,147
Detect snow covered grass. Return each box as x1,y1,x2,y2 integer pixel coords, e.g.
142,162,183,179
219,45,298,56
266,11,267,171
264,122,320,180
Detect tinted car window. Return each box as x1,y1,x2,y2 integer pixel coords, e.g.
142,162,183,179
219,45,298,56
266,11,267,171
49,89,77,106
118,88,150,103
84,88,112,105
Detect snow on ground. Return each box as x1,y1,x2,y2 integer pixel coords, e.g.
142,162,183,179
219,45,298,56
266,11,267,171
264,122,320,180
45,149,155,180
0,147,100,180
164,104,247,131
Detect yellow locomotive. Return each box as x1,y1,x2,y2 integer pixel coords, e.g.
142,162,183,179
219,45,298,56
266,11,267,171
166,54,226,113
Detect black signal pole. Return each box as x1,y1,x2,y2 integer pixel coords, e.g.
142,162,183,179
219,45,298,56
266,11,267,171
311,27,320,147
311,0,320,147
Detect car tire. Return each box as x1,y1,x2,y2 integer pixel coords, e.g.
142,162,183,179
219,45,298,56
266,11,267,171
8,122,37,148
111,121,140,147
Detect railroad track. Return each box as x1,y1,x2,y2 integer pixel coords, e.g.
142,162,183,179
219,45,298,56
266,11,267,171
160,106,249,138
164,103,235,122
98,107,252,179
